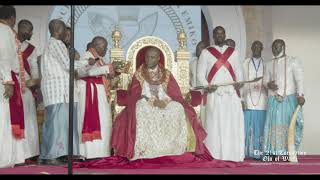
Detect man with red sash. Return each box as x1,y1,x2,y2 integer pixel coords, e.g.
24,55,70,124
0,5,29,168
197,26,245,162
73,47,248,169
17,19,40,162
76,36,114,159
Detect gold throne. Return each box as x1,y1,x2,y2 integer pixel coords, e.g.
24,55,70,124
109,29,191,120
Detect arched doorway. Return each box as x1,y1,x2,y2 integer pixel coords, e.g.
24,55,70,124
201,10,210,46
200,6,247,62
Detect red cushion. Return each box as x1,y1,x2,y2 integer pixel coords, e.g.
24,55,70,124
117,90,128,106
190,90,202,107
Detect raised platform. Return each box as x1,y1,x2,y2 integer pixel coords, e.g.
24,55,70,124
1,155,320,174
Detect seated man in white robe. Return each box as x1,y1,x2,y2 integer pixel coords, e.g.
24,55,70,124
111,47,207,160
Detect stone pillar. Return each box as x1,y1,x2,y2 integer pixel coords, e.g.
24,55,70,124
242,6,273,60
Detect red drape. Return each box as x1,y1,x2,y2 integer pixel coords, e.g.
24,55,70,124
74,68,249,169
21,43,35,76
80,77,103,142
111,69,209,159
9,72,25,139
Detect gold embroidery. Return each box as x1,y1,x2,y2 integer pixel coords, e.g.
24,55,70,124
186,118,196,152
268,124,289,151
134,66,145,87
135,65,171,92
161,69,171,93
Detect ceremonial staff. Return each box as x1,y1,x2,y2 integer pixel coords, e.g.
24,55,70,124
191,77,263,91
288,105,302,163
68,5,75,175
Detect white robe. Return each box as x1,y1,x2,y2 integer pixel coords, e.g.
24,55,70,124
77,52,112,159
242,57,267,110
133,80,188,160
189,58,198,88
20,41,40,159
190,58,206,126
263,56,304,97
0,23,26,168
197,45,245,162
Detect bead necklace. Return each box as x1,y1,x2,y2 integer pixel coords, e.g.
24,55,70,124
248,57,264,107
272,55,287,102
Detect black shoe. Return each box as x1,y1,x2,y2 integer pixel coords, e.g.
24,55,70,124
25,156,39,165
58,155,83,163
43,159,66,166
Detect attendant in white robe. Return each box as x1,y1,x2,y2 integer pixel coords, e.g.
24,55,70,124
189,41,208,126
225,39,236,48
0,6,27,168
17,19,40,161
76,36,113,159
197,26,245,162
242,41,267,160
63,26,80,61
263,39,305,160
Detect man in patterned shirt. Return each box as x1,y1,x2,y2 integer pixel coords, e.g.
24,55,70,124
39,19,94,165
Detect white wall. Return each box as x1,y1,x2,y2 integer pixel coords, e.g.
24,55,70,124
272,6,320,155
14,5,247,61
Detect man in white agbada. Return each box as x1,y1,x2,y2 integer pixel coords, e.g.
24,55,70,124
76,36,113,159
263,39,305,159
0,5,28,168
242,41,268,159
197,26,245,162
189,41,208,125
17,19,40,161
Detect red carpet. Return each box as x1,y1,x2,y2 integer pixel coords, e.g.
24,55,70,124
1,155,320,174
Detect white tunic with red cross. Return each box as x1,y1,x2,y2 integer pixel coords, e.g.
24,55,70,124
197,44,245,162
